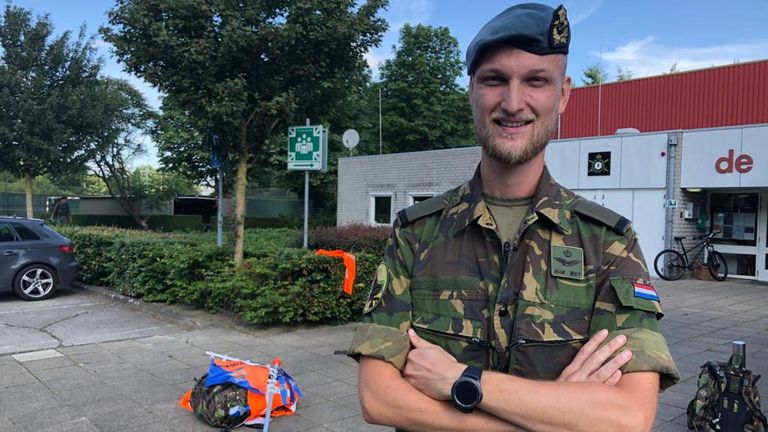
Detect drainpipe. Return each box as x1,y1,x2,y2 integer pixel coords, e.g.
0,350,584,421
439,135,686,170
665,133,679,250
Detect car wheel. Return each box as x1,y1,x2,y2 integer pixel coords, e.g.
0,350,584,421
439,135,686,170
13,264,58,301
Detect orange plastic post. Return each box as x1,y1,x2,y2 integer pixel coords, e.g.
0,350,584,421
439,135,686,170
315,249,356,295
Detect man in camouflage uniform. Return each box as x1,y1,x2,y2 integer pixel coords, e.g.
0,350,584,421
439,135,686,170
349,3,680,431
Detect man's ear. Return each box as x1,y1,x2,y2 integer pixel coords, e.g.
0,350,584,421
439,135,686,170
558,75,572,115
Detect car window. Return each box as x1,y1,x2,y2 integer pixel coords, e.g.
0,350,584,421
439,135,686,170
10,223,41,241
0,223,15,242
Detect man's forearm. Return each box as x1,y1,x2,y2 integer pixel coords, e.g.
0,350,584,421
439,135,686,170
480,371,659,432
359,357,524,432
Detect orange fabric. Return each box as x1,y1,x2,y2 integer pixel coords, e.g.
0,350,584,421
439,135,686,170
315,249,356,295
179,390,193,411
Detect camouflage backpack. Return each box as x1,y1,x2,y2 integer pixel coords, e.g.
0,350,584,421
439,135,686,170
687,354,767,431
189,374,251,432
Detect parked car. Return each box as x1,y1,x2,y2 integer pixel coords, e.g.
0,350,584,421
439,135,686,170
0,217,80,301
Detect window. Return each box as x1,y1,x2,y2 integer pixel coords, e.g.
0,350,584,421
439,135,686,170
370,194,393,225
409,193,435,206
11,223,41,241
0,224,15,242
710,193,758,246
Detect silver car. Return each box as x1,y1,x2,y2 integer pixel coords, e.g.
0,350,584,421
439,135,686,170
0,217,80,300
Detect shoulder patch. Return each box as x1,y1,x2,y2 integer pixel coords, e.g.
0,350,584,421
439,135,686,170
572,198,631,235
396,194,447,227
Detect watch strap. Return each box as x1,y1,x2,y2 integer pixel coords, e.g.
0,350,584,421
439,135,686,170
462,365,483,381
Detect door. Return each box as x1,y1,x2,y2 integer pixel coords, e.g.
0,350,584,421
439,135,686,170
0,222,20,290
757,192,768,282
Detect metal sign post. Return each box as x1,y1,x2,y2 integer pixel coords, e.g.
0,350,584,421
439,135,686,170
211,135,224,247
288,119,327,249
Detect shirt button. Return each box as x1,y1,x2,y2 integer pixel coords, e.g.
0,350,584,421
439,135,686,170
498,305,508,317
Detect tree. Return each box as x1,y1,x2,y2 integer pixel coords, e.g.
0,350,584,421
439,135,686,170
616,65,633,81
581,62,608,86
130,165,200,212
376,24,473,153
103,0,388,267
82,78,156,229
0,5,101,217
153,101,228,191
668,62,679,73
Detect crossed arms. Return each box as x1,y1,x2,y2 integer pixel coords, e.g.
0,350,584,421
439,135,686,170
358,328,659,432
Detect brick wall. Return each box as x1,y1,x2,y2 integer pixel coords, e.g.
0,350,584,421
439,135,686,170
337,147,481,226
669,132,708,261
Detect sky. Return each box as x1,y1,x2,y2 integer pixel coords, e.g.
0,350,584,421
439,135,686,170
8,0,768,166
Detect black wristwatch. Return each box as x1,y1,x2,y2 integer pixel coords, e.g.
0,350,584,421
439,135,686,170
451,365,483,413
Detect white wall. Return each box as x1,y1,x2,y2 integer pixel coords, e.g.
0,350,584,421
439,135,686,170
545,133,667,190
573,189,665,274
681,125,768,188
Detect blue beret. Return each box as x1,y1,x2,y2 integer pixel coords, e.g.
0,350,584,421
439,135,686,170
466,3,570,74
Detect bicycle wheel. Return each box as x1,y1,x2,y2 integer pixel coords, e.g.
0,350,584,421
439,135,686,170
654,249,686,281
707,251,728,281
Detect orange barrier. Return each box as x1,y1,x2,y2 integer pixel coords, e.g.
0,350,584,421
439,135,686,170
315,249,356,295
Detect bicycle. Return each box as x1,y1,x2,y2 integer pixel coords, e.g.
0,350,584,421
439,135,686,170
653,231,728,281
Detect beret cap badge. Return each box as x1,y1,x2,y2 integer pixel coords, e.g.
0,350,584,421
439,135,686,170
550,5,570,48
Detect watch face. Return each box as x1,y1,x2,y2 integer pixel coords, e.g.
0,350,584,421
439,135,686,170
454,379,479,406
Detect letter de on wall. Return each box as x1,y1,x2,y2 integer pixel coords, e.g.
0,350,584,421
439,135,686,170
680,126,768,188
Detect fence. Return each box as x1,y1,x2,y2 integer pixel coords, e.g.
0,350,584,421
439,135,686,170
0,193,50,217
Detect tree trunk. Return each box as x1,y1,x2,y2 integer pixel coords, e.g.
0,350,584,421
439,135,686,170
233,127,249,269
131,213,149,230
24,173,33,218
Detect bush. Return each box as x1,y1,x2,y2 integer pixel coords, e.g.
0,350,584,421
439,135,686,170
57,225,380,326
58,226,228,300
242,228,301,256
308,224,390,255
232,250,379,325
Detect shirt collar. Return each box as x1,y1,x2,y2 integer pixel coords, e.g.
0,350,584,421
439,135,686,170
442,164,574,236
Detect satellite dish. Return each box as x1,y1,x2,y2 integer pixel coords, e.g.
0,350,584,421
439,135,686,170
342,129,360,149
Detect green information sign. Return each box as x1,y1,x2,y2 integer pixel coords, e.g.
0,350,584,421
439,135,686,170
288,125,327,171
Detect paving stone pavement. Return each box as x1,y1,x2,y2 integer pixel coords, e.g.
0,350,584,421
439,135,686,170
0,278,766,431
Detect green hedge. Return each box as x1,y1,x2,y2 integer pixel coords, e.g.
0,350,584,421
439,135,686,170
58,226,378,325
309,224,390,256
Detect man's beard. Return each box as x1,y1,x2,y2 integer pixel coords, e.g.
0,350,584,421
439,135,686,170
476,113,557,167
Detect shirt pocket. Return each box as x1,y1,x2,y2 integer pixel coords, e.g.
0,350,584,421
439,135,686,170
509,277,594,380
410,277,489,367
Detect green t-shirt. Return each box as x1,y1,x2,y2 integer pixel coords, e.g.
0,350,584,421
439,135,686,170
484,195,533,246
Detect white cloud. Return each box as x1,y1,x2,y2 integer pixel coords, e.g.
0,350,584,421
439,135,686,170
568,0,603,25
364,49,385,81
598,37,768,79
91,38,111,50
387,0,434,29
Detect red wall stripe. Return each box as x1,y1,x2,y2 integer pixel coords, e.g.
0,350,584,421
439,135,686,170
560,59,768,138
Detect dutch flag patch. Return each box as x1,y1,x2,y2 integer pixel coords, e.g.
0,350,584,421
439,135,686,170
634,282,659,301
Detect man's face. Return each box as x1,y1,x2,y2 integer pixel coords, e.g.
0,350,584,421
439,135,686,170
469,46,571,167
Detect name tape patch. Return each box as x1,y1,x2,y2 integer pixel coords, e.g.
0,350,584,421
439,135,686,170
551,245,584,280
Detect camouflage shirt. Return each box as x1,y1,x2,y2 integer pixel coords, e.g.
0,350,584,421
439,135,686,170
349,165,680,390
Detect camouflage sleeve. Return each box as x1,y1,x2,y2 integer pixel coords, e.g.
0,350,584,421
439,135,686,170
591,229,681,391
347,226,414,370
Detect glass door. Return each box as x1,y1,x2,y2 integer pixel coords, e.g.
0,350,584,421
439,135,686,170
758,192,768,282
